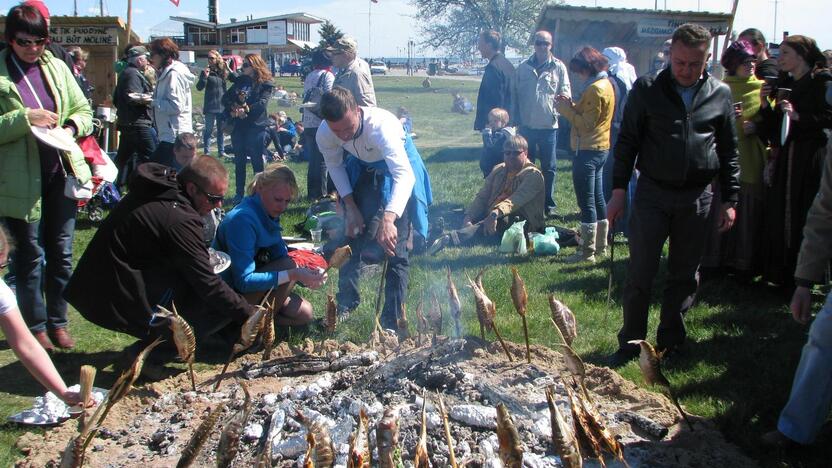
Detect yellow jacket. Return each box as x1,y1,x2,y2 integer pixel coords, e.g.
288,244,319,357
558,75,615,151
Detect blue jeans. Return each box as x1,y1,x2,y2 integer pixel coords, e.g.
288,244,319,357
778,291,832,444
203,113,225,154
520,127,557,211
572,149,608,223
4,174,77,332
232,126,267,197
305,127,329,199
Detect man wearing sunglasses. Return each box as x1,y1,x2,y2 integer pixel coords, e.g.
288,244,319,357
65,159,255,369
428,135,544,255
514,30,571,219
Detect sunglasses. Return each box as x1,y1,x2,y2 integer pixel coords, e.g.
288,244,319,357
503,150,524,156
0,260,8,270
197,185,224,204
534,41,551,47
14,37,46,47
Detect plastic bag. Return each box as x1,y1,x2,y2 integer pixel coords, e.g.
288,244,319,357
499,220,527,254
532,227,560,255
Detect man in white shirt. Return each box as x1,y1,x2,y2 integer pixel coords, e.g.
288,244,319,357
317,87,431,330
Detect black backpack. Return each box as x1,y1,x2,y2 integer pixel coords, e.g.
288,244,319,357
301,71,331,118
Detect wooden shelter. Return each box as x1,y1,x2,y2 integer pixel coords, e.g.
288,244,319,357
534,5,734,77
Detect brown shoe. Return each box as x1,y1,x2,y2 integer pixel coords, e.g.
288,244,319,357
48,328,75,349
33,331,55,352
761,430,801,450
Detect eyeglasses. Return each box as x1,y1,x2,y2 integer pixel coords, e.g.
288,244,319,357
242,62,252,68
534,41,551,47
0,260,8,270
503,150,524,156
197,185,224,204
14,37,46,47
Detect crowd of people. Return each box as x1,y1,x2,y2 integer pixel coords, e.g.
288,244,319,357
0,0,831,451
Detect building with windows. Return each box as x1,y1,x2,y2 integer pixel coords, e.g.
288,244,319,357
165,12,324,69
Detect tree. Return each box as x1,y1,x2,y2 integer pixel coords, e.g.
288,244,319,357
412,0,561,58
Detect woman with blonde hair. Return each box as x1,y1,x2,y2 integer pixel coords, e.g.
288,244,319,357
214,163,326,326
196,50,229,156
223,53,275,202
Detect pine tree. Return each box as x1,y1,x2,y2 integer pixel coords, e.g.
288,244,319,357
317,21,344,49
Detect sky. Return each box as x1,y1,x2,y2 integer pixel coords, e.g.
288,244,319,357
3,0,830,58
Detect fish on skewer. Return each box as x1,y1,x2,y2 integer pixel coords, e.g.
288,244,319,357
214,305,268,391
347,408,371,468
155,303,197,390
217,381,252,468
414,299,427,346
510,267,531,363
297,410,336,467
628,340,694,431
302,433,316,468
429,291,443,341
549,318,589,399
566,385,606,468
414,392,430,468
495,403,524,468
397,302,411,339
261,305,276,361
467,275,513,361
376,408,401,468
177,403,227,468
326,245,352,272
437,393,458,468
447,267,462,338
574,387,629,467
548,294,578,346
546,386,582,468
473,269,487,339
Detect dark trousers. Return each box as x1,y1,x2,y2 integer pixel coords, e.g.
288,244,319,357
202,112,225,154
305,128,332,199
572,149,608,223
336,169,412,330
618,177,713,351
232,126,267,197
115,125,157,188
520,127,557,211
4,175,77,333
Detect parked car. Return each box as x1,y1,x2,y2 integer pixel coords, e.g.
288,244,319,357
370,61,388,75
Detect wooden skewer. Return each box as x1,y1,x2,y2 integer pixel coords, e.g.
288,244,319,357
521,313,531,364
491,322,513,362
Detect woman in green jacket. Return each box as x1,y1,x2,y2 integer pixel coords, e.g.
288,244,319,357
0,5,92,351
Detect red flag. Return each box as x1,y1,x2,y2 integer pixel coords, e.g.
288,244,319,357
371,0,378,3
170,0,180,6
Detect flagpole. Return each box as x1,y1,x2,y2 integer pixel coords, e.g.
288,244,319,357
126,0,132,46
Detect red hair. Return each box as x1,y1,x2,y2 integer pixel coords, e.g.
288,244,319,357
569,46,609,75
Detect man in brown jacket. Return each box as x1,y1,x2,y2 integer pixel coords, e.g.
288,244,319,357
762,136,832,448
428,135,544,254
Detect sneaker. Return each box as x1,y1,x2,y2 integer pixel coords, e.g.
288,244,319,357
606,348,639,368
427,234,450,256
336,305,353,323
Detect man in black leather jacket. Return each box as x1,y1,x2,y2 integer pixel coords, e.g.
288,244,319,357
607,24,740,366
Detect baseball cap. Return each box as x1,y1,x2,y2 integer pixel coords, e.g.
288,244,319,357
23,0,49,22
327,36,357,54
126,45,149,58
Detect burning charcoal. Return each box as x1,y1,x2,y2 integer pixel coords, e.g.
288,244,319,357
615,410,668,439
449,404,498,429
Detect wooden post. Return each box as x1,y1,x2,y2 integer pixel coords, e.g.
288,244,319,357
125,0,132,47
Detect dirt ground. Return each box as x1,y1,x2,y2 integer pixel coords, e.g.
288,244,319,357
15,338,758,467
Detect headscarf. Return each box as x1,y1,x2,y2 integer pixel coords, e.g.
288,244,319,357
602,47,637,89
781,35,827,71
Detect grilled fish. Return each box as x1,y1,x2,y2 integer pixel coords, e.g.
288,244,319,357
325,292,337,334
376,408,400,468
628,340,694,431
548,295,578,346
573,386,627,466
496,403,524,468
177,403,226,468
234,306,267,355
467,275,512,361
261,306,276,361
157,304,197,390
216,382,252,468
414,395,430,468
303,432,316,468
437,394,458,468
347,409,370,468
566,385,605,467
510,267,531,363
297,410,336,467
327,245,352,271
546,386,582,468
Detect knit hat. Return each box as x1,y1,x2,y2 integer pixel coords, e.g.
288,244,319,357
720,40,756,74
126,45,149,58
22,0,48,22
781,35,826,69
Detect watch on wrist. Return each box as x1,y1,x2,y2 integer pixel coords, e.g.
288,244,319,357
490,211,498,219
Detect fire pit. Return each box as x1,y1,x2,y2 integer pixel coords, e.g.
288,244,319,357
16,336,757,467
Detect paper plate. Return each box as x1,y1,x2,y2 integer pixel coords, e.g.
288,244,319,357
781,117,790,146
128,92,152,101
31,126,82,153
287,242,316,251
208,248,231,275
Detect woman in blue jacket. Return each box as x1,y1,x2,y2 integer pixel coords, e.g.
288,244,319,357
214,164,326,326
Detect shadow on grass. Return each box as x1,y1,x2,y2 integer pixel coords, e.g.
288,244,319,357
0,350,122,398
428,147,479,164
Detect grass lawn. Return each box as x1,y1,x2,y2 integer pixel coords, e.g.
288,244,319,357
0,75,829,467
